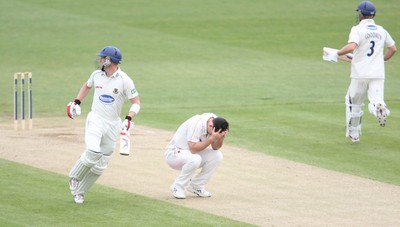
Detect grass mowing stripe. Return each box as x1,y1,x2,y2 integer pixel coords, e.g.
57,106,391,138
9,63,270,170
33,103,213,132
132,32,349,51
0,159,252,227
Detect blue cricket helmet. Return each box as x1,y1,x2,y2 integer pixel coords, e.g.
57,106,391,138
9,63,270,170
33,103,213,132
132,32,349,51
96,46,122,64
356,1,376,16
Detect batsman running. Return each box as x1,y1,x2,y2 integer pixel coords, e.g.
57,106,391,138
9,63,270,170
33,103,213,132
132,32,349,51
323,1,396,142
66,46,141,204
165,113,229,199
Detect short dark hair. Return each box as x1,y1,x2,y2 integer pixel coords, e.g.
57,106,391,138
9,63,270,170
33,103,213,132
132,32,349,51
213,117,229,132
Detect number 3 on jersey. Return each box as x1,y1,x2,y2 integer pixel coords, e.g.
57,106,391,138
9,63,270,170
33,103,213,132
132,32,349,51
367,41,375,57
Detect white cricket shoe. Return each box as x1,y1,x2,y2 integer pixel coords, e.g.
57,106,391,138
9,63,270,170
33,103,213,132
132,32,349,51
349,129,360,143
170,185,186,199
74,194,84,204
376,103,387,127
349,135,360,143
69,178,79,191
187,185,212,197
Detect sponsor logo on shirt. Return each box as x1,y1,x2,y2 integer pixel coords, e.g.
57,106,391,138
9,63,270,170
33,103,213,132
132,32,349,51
367,25,377,30
99,94,115,104
96,86,103,89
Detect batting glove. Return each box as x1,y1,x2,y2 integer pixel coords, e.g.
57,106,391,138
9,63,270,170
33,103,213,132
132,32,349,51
122,116,134,132
323,53,338,63
67,99,81,119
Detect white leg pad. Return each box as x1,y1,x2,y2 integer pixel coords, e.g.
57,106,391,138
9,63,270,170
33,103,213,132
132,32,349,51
345,97,364,137
73,171,100,196
74,155,111,196
346,111,363,137
69,150,102,180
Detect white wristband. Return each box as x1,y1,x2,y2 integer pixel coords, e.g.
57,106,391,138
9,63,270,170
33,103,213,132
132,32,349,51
130,103,140,114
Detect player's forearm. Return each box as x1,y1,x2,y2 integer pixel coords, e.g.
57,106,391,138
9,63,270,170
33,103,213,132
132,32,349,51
338,43,357,56
384,45,397,61
75,83,91,102
211,140,223,150
188,140,213,153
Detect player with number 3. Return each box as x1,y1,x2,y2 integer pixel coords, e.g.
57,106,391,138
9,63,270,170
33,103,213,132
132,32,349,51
324,1,396,142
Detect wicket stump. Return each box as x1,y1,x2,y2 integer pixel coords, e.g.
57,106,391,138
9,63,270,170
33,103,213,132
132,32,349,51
14,72,33,130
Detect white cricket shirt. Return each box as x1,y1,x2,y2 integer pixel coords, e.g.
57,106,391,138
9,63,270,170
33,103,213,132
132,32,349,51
348,19,395,79
166,113,217,150
87,68,138,121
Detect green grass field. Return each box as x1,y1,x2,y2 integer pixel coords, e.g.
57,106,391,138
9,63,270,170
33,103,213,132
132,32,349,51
0,159,251,227
1,0,399,226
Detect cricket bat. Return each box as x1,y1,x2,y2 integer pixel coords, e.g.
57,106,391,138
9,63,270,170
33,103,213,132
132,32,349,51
323,47,353,63
119,130,131,155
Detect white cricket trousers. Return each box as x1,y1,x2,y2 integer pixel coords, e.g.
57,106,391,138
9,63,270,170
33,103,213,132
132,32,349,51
85,112,121,155
346,78,385,114
165,147,223,189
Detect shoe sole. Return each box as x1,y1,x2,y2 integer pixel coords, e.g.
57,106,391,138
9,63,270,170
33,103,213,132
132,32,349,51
173,195,185,199
377,104,387,127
